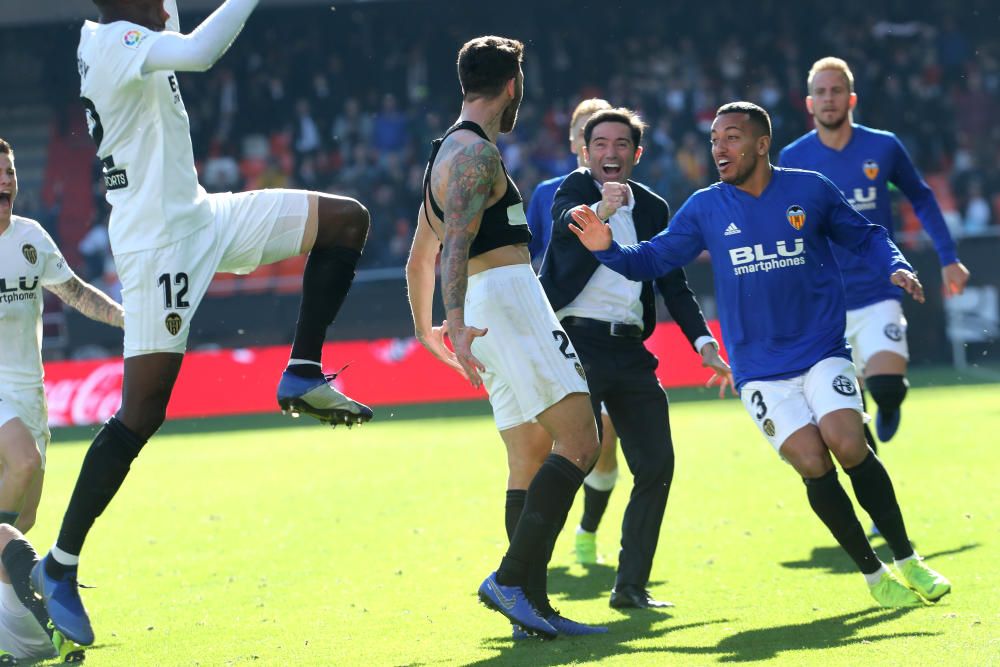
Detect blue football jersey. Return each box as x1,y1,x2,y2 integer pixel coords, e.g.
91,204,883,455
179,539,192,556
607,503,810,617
526,174,566,262
779,124,957,309
593,167,912,388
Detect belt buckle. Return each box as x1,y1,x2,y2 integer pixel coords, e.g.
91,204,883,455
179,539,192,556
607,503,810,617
610,322,627,337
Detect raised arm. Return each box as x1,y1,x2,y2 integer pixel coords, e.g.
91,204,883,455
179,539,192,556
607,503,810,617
406,206,466,379
142,0,259,74
439,137,499,387
46,275,124,329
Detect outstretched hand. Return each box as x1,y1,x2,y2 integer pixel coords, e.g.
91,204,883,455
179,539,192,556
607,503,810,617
417,320,469,381
568,206,613,252
701,343,737,398
891,269,925,304
446,319,489,389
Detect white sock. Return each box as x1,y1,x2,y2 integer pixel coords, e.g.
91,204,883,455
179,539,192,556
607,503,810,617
51,545,80,567
894,552,921,568
287,358,321,368
864,563,890,587
576,526,595,535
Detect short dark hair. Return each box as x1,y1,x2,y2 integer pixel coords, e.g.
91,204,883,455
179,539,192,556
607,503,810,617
456,36,524,100
716,101,772,137
0,137,12,159
584,108,646,148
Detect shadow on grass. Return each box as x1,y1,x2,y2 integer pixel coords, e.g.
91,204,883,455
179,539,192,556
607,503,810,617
666,606,935,662
544,565,668,605
467,613,728,667
781,542,981,575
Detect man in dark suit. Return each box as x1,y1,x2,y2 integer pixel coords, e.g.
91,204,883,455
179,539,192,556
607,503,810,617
540,107,733,609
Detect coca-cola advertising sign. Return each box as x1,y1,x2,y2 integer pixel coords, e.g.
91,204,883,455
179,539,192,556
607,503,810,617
44,322,723,427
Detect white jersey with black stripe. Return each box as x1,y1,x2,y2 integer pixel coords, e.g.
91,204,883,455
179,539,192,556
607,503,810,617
77,20,212,255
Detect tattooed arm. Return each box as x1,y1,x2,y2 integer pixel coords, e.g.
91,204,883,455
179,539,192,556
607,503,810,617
439,136,501,388
406,204,467,379
46,275,124,329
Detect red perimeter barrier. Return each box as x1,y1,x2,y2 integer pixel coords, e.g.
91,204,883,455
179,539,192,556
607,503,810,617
44,321,724,427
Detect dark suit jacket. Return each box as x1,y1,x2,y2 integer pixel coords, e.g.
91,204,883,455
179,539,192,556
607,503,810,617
539,168,711,347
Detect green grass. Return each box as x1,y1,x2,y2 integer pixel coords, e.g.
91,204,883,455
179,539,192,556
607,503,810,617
29,383,1000,666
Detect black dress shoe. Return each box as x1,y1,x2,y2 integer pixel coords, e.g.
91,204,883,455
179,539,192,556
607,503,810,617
609,585,675,609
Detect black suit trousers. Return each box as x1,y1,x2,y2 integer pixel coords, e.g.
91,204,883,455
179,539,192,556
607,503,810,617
564,322,674,589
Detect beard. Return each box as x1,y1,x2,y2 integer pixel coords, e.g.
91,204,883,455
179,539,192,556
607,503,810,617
723,153,757,186
815,110,849,131
499,82,523,133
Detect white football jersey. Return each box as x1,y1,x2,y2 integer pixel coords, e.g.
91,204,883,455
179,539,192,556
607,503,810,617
0,216,72,390
78,20,212,254
0,582,55,661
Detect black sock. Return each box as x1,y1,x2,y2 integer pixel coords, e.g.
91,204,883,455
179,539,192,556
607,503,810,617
496,454,584,587
861,391,878,455
845,452,914,560
580,483,613,533
804,469,881,574
2,538,51,636
504,489,526,542
525,500,573,617
289,246,361,363
48,417,145,577
0,512,18,527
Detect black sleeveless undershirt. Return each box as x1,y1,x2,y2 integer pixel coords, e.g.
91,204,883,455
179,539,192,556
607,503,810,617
421,120,531,258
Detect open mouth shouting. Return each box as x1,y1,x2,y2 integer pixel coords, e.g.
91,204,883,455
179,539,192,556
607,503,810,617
601,162,623,179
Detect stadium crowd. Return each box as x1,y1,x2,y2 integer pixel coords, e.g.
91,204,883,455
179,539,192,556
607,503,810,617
16,0,1000,276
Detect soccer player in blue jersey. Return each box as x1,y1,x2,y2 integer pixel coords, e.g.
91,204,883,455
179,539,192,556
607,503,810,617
526,98,621,565
779,57,970,446
569,102,952,608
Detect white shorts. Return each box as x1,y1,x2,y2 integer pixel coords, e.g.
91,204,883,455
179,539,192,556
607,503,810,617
740,356,864,454
117,189,309,357
845,299,909,372
465,264,589,430
0,388,49,468
0,582,56,660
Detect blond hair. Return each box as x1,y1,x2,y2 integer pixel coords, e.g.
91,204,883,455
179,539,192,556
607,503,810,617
808,57,855,93
569,98,612,138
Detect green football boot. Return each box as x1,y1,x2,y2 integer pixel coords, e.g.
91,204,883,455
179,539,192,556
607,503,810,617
869,571,926,608
52,629,86,663
574,530,599,565
898,559,951,602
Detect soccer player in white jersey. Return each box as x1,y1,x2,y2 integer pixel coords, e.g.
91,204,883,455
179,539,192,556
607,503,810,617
32,0,373,646
0,138,123,539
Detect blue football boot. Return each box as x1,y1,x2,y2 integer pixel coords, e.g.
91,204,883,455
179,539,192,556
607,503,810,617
30,555,94,647
545,612,608,636
277,368,373,427
875,408,901,442
478,573,557,639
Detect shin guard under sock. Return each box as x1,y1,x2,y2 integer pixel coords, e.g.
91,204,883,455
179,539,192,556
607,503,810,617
804,469,881,574
845,452,914,560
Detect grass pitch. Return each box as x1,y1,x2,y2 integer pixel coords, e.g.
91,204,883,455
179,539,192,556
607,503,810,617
30,381,1000,666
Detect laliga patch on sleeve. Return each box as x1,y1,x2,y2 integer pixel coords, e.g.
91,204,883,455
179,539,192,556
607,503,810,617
121,29,146,49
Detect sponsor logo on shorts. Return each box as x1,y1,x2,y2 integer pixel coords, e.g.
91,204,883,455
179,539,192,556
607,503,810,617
883,323,903,342
165,312,183,335
574,362,587,381
863,159,879,180
21,244,37,265
832,375,857,396
121,29,145,49
762,418,776,437
786,205,806,230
